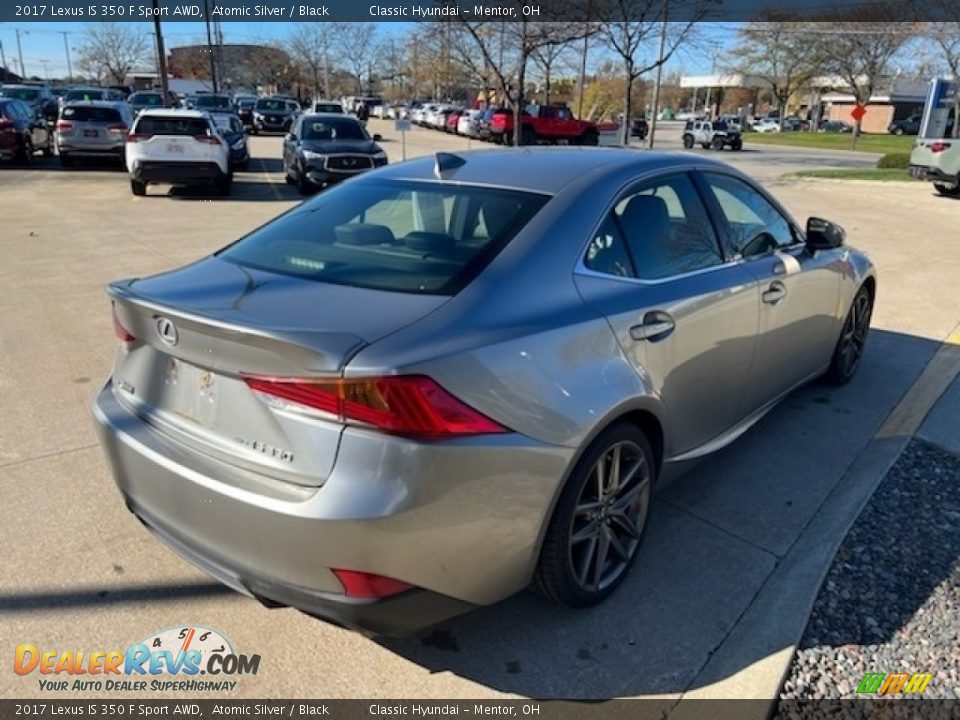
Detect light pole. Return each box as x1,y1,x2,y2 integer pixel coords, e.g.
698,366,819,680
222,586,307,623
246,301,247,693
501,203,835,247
152,0,170,105
59,31,72,81
15,28,28,79
0,39,8,80
647,3,668,149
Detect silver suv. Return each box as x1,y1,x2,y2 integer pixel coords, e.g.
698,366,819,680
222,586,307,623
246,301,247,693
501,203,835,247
56,101,133,167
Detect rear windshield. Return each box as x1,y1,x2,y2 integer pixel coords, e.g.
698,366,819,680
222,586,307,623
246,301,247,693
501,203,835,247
1,87,40,101
130,93,162,106
194,95,232,109
219,180,550,294
302,118,366,140
62,106,122,122
314,103,342,113
135,115,210,136
65,89,106,102
256,99,289,112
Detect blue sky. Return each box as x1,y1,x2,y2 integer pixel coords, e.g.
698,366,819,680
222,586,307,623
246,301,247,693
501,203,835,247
0,21,736,81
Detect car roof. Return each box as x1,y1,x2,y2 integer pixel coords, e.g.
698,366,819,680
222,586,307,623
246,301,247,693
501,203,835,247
370,147,735,195
304,112,357,120
137,108,208,119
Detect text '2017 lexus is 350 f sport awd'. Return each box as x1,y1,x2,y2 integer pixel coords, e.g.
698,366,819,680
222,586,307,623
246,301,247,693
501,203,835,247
93,148,875,636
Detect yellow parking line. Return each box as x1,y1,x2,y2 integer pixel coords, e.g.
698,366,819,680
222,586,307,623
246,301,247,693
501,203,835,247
876,321,960,440
257,157,283,201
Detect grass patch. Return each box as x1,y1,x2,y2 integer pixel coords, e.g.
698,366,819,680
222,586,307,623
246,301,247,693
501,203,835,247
790,168,920,181
745,132,915,154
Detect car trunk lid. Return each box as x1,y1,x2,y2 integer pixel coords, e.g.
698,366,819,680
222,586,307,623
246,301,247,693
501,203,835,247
107,257,448,486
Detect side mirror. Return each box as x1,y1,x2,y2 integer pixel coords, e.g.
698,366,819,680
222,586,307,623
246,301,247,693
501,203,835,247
373,133,383,141
806,217,845,250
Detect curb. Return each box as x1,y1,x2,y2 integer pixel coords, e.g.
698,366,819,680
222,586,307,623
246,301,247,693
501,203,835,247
669,325,960,716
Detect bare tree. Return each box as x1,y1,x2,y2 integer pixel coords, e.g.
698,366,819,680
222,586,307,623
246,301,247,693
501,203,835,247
599,0,708,144
457,9,593,145
286,24,334,100
807,7,916,142
726,18,816,124
75,23,149,85
333,23,378,94
530,39,572,106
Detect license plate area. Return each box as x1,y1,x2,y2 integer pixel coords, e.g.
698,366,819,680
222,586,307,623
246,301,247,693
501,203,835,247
910,166,928,179
84,129,98,138
161,356,219,427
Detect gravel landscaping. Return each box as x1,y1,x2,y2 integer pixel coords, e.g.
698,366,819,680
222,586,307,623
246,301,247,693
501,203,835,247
777,439,960,703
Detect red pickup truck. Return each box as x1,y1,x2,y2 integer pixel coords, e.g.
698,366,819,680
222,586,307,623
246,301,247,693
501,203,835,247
490,105,599,146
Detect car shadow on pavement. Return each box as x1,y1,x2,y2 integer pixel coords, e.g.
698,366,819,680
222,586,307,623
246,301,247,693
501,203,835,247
154,181,299,203
0,582,235,613
377,328,948,699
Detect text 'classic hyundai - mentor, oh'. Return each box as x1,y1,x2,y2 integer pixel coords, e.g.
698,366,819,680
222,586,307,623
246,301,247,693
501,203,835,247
93,148,875,635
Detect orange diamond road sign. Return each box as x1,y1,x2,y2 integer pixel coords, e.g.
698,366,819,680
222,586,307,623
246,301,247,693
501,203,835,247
851,104,867,122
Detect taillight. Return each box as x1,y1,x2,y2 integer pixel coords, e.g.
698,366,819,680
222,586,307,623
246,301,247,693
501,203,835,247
243,375,507,438
126,133,151,143
107,124,127,134
56,120,73,132
929,142,952,153
332,569,414,599
112,304,135,343
194,134,221,145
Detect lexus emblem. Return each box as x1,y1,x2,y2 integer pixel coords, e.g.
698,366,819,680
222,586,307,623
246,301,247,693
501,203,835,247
156,317,179,347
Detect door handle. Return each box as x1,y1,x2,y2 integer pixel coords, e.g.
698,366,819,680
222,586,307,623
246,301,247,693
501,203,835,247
762,281,787,305
630,312,676,342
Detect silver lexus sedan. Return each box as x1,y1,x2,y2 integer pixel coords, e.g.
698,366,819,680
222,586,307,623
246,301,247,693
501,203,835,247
93,149,875,635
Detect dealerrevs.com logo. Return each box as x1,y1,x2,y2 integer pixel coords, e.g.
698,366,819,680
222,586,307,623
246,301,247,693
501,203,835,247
14,625,261,692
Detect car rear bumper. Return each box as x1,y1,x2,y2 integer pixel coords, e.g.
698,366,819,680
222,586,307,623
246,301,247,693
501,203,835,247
58,142,125,157
909,164,957,183
91,380,572,634
131,161,226,184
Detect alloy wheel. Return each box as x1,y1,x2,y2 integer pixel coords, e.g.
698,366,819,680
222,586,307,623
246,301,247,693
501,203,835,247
568,440,651,593
838,290,872,378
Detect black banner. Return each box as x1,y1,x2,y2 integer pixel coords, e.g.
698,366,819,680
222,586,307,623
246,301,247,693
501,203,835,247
1,0,957,23
1,700,959,720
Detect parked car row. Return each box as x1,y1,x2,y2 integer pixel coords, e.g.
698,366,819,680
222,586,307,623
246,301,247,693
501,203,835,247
408,101,601,146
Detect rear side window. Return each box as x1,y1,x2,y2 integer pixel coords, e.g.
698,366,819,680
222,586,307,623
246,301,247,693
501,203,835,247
62,106,122,122
219,180,550,294
135,115,211,136
131,93,162,106
65,90,105,102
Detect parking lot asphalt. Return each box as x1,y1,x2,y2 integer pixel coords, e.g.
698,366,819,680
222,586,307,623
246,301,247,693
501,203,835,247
1,119,957,701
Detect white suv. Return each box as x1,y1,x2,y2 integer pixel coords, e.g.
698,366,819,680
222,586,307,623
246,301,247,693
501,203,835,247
125,109,231,196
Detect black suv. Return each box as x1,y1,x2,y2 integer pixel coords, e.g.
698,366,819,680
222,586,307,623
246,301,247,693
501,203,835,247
252,97,300,134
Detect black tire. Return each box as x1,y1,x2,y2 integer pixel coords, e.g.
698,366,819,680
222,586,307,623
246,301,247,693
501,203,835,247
534,422,655,608
130,179,146,196
731,138,743,151
296,167,315,196
934,182,960,197
580,129,599,146
42,137,54,157
711,136,725,150
894,127,904,136
521,126,536,146
823,284,873,385
59,153,73,168
216,173,232,196
16,137,33,164
682,135,694,149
